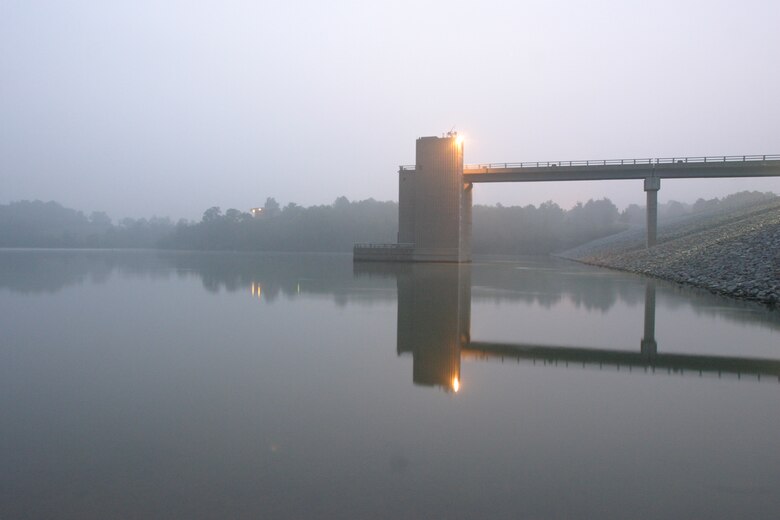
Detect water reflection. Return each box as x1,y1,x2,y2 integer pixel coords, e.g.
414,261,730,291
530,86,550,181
3,249,778,327
396,264,469,391
390,265,780,389
642,281,657,357
4,251,780,518
2,250,779,386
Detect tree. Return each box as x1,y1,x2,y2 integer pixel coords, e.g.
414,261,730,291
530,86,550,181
202,206,222,223
333,196,350,210
620,204,645,226
89,211,112,227
264,197,280,217
662,200,688,219
224,208,244,222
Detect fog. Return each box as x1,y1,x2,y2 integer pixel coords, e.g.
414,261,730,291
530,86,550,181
2,0,779,219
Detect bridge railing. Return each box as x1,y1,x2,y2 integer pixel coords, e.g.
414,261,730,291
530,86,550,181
460,154,780,170
354,243,414,249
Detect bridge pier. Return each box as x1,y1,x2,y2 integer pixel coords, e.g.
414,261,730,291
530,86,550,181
644,177,660,248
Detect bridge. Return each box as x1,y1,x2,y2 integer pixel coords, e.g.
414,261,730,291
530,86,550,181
461,154,780,181
354,134,780,262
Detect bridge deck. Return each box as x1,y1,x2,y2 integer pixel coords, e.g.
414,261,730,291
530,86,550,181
463,155,780,183
402,155,780,183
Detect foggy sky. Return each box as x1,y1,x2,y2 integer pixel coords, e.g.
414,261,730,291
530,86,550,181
2,0,779,220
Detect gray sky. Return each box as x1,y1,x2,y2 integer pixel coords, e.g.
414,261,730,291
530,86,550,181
2,0,779,220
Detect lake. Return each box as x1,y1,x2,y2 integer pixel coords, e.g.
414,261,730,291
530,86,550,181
1,250,779,519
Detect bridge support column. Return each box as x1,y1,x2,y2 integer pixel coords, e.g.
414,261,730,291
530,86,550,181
644,177,660,248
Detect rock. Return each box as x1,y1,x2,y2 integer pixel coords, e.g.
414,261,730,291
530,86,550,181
559,200,780,308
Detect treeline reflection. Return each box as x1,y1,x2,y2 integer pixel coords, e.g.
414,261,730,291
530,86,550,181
0,250,631,308
4,250,775,319
2,250,779,388
2,249,778,323
1,249,777,318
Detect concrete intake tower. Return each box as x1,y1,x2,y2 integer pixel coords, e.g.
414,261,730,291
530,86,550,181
354,134,473,263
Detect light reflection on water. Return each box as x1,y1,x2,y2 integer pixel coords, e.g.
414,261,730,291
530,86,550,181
1,250,779,519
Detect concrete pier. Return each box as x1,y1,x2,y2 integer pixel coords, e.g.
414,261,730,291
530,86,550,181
644,177,660,248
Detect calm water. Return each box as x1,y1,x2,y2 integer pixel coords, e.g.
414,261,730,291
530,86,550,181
1,250,779,519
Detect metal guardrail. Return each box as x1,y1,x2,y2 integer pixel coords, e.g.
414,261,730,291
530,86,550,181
463,154,780,170
354,243,414,249
399,155,780,171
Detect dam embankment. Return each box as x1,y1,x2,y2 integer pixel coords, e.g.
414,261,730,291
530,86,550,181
559,200,780,306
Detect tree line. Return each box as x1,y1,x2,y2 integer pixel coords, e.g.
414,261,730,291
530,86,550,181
1,191,775,254
0,200,174,248
160,197,397,251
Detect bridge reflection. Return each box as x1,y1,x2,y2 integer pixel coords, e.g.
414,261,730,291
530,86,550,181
390,264,780,391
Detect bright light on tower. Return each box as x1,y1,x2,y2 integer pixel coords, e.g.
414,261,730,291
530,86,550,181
455,134,464,147
452,377,460,393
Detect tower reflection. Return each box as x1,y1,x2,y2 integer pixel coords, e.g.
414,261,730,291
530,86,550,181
396,264,470,392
